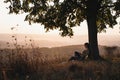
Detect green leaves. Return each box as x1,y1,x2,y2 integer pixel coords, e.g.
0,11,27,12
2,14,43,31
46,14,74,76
114,0,120,17
4,0,120,36
96,0,119,33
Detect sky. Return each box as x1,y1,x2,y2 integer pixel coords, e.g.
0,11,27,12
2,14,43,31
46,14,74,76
0,0,120,47
0,0,120,35
0,0,87,35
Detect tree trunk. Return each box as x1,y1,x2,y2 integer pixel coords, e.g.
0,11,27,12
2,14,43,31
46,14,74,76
86,0,100,60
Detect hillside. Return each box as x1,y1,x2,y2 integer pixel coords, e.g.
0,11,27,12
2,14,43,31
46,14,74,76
0,45,120,80
38,45,120,57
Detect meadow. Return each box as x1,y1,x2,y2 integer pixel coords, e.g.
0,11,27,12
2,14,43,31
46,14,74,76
0,42,120,80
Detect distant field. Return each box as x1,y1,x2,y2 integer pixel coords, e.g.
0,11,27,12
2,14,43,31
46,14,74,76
0,45,120,62
0,34,120,48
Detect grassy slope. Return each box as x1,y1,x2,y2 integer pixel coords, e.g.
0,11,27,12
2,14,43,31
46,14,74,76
0,45,120,80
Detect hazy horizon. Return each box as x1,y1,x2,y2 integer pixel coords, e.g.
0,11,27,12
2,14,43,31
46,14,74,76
0,33,120,48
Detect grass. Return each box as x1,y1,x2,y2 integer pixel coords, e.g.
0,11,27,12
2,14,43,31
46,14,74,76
0,47,120,80
0,35,120,80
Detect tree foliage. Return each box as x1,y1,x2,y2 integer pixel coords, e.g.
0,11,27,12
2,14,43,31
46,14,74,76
4,0,120,36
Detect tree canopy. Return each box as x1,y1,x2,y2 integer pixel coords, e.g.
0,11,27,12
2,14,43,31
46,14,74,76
4,0,120,36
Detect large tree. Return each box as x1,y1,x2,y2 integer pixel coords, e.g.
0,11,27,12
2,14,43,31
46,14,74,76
4,0,120,60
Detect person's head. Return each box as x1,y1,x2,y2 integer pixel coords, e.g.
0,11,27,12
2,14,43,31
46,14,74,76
84,43,89,49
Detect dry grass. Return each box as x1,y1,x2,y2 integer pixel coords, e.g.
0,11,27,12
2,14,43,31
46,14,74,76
0,36,120,80
0,46,120,80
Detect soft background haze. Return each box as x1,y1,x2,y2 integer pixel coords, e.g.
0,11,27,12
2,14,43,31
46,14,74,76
0,0,120,48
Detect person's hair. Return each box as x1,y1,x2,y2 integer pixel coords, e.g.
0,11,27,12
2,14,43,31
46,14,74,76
84,43,89,49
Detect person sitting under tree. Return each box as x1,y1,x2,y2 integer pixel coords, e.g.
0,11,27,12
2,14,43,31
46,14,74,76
69,43,89,61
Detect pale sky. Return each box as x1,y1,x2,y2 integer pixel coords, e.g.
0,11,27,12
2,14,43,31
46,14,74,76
0,0,120,48
0,0,120,35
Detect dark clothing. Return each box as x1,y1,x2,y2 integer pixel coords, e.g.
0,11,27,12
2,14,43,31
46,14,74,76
69,50,89,61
